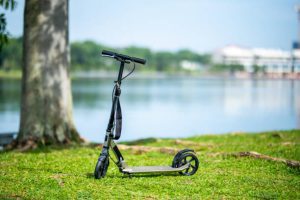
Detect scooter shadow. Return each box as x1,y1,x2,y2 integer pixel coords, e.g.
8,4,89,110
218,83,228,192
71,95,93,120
124,173,182,178
86,172,182,179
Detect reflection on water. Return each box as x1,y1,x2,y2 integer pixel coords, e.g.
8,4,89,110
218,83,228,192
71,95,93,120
0,78,299,142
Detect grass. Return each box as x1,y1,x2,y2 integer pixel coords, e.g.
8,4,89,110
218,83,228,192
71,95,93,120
0,130,299,199
0,70,22,79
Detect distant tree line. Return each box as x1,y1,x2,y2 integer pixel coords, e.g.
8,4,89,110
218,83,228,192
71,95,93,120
0,37,21,70
0,37,211,72
1,37,251,74
210,63,245,74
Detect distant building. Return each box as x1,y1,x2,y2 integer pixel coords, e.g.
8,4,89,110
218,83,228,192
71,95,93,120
180,60,204,71
213,45,300,74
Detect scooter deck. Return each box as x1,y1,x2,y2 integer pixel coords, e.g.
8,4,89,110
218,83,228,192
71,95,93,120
122,163,190,174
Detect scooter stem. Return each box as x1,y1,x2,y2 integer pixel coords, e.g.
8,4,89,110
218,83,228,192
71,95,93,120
117,61,125,85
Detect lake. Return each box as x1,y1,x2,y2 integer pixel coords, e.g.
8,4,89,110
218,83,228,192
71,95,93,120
0,77,299,142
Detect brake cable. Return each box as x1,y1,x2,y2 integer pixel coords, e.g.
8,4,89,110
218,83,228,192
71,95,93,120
121,61,136,81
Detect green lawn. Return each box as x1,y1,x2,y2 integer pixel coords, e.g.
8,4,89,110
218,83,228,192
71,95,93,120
1,130,299,199
0,70,22,79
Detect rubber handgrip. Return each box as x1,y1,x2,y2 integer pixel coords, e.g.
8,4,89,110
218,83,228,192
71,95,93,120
102,50,115,57
131,57,146,65
101,50,146,65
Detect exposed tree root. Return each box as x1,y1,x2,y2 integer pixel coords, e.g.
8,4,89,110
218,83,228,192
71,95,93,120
95,144,179,155
118,144,179,155
209,151,300,168
5,135,85,152
174,139,198,146
173,139,214,150
5,138,38,152
280,142,297,146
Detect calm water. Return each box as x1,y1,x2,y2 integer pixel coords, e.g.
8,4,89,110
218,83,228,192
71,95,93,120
0,78,299,142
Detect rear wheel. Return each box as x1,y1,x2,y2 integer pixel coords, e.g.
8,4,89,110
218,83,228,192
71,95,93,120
175,152,199,176
172,149,194,167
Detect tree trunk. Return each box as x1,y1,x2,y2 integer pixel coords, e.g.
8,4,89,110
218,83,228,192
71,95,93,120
16,0,80,147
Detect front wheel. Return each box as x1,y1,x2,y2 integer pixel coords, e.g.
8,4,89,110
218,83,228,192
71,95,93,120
94,156,109,179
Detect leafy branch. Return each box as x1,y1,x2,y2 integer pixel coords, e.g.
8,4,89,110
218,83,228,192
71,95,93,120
0,0,17,51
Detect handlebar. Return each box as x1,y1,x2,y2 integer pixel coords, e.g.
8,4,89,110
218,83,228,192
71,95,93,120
102,50,146,65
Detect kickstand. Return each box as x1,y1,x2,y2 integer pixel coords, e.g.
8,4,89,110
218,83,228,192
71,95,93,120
121,173,132,179
126,174,132,179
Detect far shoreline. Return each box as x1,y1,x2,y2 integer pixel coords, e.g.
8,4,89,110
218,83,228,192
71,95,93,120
1,70,300,80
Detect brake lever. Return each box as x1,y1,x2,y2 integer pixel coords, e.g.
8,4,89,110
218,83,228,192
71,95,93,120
102,54,130,64
102,55,115,58
115,57,130,64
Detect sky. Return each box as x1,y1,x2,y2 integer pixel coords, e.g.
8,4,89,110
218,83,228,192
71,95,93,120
3,0,300,53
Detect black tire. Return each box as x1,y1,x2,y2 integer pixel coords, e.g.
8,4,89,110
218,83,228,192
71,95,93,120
102,157,109,177
94,156,109,179
172,149,194,168
175,152,199,176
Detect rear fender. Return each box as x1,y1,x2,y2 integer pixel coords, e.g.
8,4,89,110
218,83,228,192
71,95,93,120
172,149,195,167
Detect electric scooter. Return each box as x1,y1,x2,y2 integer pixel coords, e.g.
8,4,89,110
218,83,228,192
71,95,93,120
94,50,199,179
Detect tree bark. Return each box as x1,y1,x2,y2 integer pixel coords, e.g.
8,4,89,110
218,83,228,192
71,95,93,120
16,0,80,147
